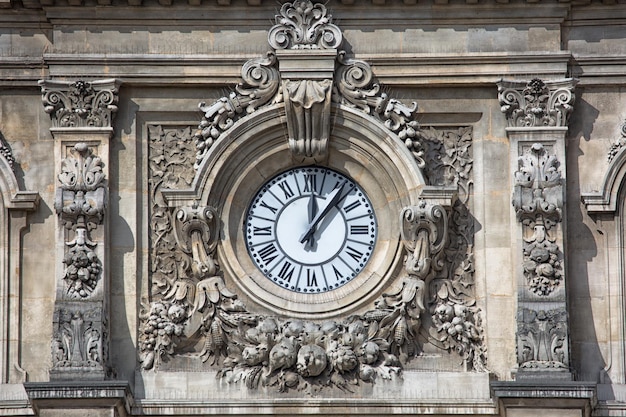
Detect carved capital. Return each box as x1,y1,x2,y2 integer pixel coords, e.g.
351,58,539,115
497,78,577,128
39,79,121,129
268,0,342,50
400,201,448,280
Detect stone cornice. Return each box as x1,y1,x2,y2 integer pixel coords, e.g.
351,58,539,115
2,0,619,8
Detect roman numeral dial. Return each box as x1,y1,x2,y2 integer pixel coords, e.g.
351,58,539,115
245,167,377,293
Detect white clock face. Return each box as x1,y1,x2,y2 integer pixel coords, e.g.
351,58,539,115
245,167,377,294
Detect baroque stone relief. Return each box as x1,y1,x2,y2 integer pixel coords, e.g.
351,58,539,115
497,78,576,128
512,143,563,296
142,122,484,391
141,0,484,393
608,118,626,162
55,143,106,298
51,305,107,371
40,80,119,128
517,307,568,370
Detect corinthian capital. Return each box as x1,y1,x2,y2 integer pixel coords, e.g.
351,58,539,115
497,78,577,128
39,79,121,129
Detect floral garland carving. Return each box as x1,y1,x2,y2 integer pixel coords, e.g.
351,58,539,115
608,119,626,162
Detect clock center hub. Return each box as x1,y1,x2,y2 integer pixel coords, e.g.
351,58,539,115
275,196,346,265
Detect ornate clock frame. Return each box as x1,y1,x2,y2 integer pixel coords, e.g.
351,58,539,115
140,0,485,393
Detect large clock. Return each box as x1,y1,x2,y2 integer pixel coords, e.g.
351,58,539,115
244,167,377,294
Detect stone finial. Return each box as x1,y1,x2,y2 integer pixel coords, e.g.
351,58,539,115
268,0,342,50
497,78,577,128
39,79,121,129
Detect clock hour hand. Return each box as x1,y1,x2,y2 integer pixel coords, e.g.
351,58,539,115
299,182,346,245
304,190,318,248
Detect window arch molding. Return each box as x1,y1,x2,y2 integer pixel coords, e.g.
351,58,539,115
0,150,38,384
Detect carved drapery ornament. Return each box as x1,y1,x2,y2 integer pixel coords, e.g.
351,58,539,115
498,78,576,128
513,143,563,296
40,79,119,128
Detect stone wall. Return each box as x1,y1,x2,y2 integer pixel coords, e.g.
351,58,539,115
1,1,624,416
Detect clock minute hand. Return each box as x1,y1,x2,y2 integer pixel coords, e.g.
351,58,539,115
299,182,346,244
305,189,318,247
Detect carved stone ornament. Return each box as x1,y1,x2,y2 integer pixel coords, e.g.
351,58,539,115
517,307,568,369
268,0,342,50
145,1,485,393
51,304,108,377
40,79,120,128
512,143,563,296
608,118,626,162
55,142,106,230
55,143,106,298
0,133,15,170
497,78,577,128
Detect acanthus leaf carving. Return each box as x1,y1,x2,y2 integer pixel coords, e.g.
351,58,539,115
193,53,281,169
40,79,119,128
497,78,577,128
517,307,569,369
513,143,564,296
268,0,342,50
51,306,107,370
608,118,626,162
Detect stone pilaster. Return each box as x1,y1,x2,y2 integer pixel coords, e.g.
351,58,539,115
39,78,121,380
497,78,577,380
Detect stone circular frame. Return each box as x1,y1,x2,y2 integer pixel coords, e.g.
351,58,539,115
193,104,425,319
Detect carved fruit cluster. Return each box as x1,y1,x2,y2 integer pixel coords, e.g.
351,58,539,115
139,302,186,370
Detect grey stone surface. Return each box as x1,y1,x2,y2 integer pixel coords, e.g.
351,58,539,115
0,0,623,416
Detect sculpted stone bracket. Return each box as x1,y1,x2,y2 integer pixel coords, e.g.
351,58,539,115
193,0,420,167
498,78,576,378
40,78,121,380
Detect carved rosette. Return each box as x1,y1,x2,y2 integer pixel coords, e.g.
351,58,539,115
40,79,119,128
268,0,342,50
517,307,568,370
55,143,106,298
513,143,563,296
498,78,576,128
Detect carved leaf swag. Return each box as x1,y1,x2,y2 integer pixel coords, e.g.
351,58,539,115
55,143,106,299
42,80,119,128
513,143,563,296
0,133,15,170
52,307,106,369
608,119,626,162
517,307,568,369
497,78,576,128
